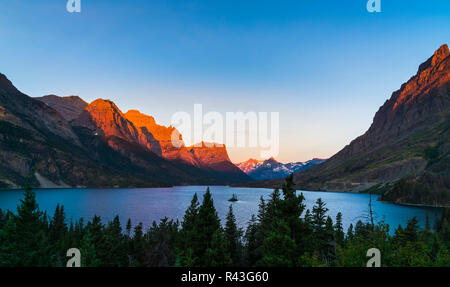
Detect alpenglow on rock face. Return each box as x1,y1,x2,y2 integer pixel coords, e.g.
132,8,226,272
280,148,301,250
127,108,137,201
73,99,141,143
124,110,249,179
125,109,194,164
0,74,251,188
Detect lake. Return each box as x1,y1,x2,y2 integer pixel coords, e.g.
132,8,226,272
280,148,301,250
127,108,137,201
0,186,442,233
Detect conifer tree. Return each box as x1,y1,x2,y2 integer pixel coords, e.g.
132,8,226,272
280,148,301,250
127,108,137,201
182,193,199,232
196,187,222,265
324,216,337,264
84,215,106,265
244,215,259,266
80,228,102,267
311,198,331,260
72,218,84,248
49,204,67,243
103,215,127,266
403,217,420,242
224,205,242,265
48,204,68,265
0,208,7,229
129,222,146,266
278,175,306,243
204,229,231,267
354,220,370,238
304,209,312,225
247,196,270,265
258,219,295,267
0,187,51,266
179,193,200,265
335,212,345,246
346,223,354,241
312,198,328,232
126,218,132,238
145,218,179,267
257,196,266,222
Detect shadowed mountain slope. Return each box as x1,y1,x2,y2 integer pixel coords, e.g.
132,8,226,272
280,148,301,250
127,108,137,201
0,75,251,188
243,45,450,206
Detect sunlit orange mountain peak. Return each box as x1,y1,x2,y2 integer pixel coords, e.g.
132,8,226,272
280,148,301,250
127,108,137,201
188,141,245,175
0,74,252,188
73,99,140,143
124,109,197,165
393,44,449,110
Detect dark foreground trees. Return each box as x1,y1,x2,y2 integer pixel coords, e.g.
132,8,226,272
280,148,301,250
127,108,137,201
0,179,449,267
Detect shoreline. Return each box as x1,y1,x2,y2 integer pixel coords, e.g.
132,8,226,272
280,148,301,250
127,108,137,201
233,184,449,209
1,185,448,209
393,201,449,209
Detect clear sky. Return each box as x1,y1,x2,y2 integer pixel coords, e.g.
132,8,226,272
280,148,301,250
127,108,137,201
0,0,449,163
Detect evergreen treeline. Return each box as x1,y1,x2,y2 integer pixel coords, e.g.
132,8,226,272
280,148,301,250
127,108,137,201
0,176,449,267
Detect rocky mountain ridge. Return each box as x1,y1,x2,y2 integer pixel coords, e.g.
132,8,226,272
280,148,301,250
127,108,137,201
0,74,251,188
236,157,326,181
242,45,450,206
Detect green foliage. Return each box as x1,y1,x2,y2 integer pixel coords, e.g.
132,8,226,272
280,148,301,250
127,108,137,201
145,218,179,267
103,216,128,267
0,185,449,267
424,146,440,161
129,222,146,266
335,212,345,247
0,186,51,266
80,228,101,267
224,205,243,266
204,229,231,267
178,192,200,266
258,220,296,267
0,208,8,230
360,184,391,195
381,173,450,206
195,187,222,266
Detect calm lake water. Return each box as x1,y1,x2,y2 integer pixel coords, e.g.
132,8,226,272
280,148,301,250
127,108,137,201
0,186,442,233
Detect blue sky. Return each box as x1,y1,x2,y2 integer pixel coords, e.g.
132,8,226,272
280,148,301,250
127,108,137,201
0,0,449,162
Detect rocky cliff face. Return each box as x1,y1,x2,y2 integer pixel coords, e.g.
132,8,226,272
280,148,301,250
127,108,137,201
0,74,80,145
124,109,194,164
124,110,250,182
0,75,251,188
0,73,154,188
72,100,167,160
190,142,230,162
188,142,251,182
345,44,449,154
71,100,250,184
73,99,140,142
247,45,450,206
36,95,88,121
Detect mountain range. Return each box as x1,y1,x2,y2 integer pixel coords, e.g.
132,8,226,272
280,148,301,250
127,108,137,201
242,44,450,206
0,78,250,188
1,44,448,206
236,157,326,181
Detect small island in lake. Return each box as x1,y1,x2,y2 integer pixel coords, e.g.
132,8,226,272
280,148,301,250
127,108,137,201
228,194,238,202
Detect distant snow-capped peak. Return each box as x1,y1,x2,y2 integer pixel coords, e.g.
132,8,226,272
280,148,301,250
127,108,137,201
235,157,326,181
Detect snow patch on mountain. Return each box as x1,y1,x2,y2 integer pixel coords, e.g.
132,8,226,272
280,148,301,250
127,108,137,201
236,158,326,181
